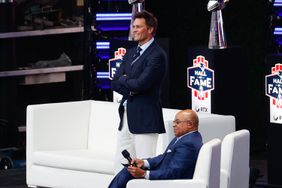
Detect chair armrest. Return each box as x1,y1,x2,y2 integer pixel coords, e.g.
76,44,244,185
220,169,229,188
26,100,92,152
126,179,207,188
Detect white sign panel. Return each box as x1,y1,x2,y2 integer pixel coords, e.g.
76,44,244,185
109,48,126,103
265,63,282,124
187,55,214,113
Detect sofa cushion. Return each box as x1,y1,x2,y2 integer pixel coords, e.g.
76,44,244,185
87,101,120,154
198,114,235,143
33,150,115,175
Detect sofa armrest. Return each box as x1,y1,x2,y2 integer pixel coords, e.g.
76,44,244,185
220,169,229,188
127,179,207,188
26,100,92,152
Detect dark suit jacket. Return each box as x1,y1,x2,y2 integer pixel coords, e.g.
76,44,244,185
107,131,203,188
111,40,167,134
147,131,203,179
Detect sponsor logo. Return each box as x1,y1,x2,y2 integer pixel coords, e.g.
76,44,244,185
109,48,126,80
273,114,282,122
187,55,214,100
195,105,208,113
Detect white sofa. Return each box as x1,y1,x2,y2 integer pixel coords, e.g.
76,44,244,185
26,100,235,188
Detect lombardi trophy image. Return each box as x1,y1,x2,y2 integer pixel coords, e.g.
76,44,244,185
207,0,229,49
128,0,145,41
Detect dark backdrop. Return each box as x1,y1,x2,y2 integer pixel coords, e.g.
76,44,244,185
145,0,273,154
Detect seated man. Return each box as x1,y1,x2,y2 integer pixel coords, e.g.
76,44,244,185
108,109,203,188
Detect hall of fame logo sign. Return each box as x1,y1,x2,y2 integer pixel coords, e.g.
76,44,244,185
109,47,126,103
109,47,126,80
265,63,282,124
187,55,214,113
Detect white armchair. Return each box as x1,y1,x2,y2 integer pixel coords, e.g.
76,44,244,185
126,138,222,188
220,129,250,188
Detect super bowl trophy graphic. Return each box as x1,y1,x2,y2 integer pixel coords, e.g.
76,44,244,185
128,0,145,41
207,0,229,49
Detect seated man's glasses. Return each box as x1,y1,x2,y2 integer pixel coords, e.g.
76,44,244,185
172,120,190,125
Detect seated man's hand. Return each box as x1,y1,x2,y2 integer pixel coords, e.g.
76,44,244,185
127,166,146,178
131,158,144,168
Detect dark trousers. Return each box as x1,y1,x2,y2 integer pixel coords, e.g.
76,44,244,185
108,167,135,188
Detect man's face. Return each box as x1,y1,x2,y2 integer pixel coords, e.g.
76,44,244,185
132,18,153,45
172,113,193,137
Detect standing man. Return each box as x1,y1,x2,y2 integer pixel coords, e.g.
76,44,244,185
111,10,167,173
107,109,203,188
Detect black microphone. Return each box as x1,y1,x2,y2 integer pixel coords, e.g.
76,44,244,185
121,149,137,167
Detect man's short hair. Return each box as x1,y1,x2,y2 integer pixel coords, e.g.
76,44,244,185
133,10,158,36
